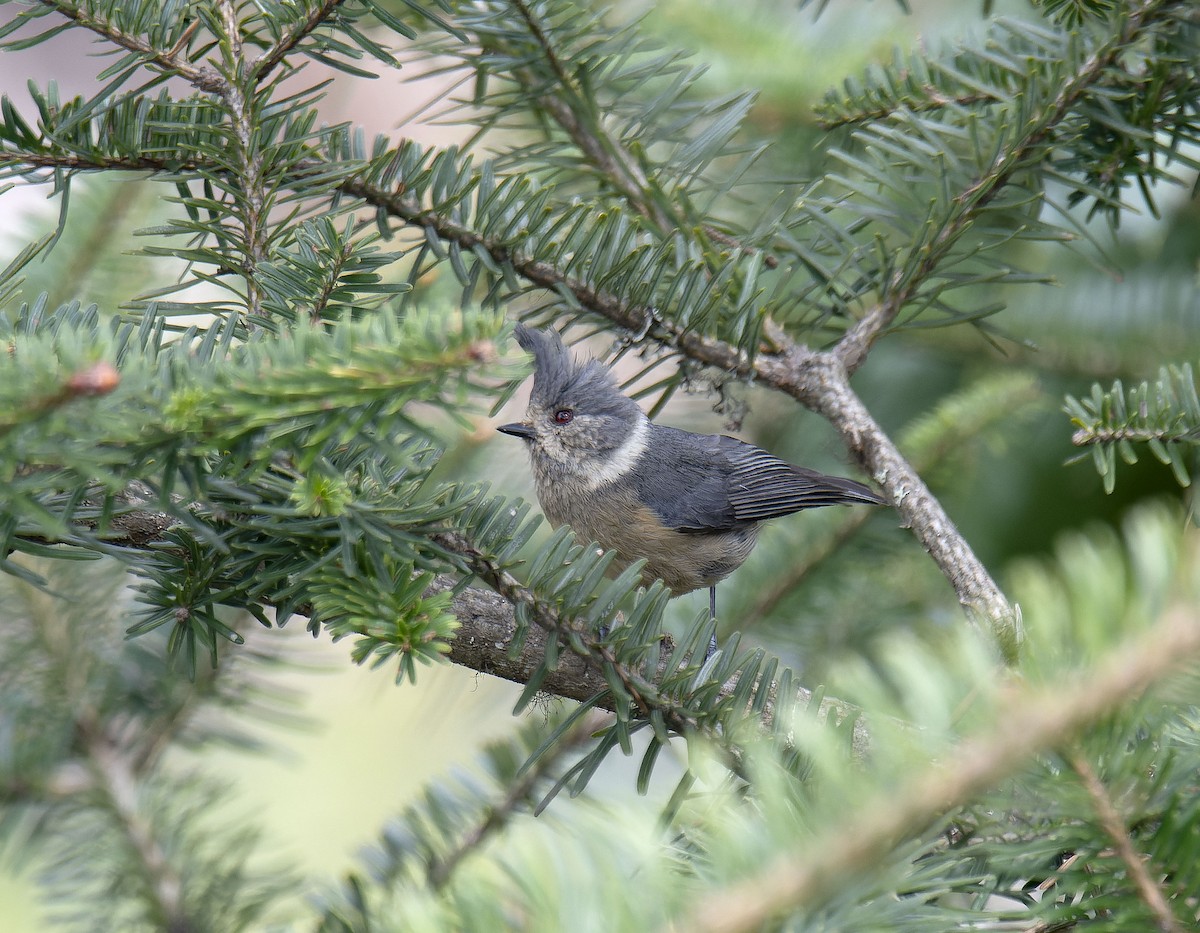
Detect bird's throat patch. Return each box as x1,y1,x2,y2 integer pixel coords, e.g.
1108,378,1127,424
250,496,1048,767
580,416,650,489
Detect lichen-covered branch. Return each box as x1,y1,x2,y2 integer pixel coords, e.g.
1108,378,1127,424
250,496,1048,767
12,507,865,755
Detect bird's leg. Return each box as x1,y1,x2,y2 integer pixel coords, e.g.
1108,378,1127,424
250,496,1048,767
705,585,719,660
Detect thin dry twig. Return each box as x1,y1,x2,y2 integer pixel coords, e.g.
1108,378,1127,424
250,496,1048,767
248,0,348,84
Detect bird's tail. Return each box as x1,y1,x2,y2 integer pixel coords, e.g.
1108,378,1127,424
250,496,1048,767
791,468,886,508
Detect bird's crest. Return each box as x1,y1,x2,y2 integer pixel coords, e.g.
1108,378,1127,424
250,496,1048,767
514,324,637,420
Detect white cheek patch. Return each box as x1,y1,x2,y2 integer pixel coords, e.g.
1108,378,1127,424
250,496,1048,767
581,416,650,488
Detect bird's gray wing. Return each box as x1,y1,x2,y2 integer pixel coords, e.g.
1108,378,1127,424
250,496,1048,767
633,428,881,533
721,437,883,521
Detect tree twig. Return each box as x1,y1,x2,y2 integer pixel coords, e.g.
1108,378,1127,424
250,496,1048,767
216,0,269,321
680,603,1200,933
815,90,1000,131
248,0,348,85
1072,425,1198,446
1068,750,1184,933
80,718,190,932
831,0,1166,375
425,708,609,890
37,0,223,93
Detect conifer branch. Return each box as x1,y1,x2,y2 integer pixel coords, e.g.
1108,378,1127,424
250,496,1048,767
815,91,997,131
685,603,1200,933
339,174,1016,649
433,542,870,759
795,354,1018,652
368,559,867,762
432,576,619,705
1072,425,1200,446
37,0,224,93
1065,362,1200,490
0,152,181,173
424,708,607,890
428,530,707,736
216,0,269,321
1068,750,1184,933
80,718,189,931
507,0,673,232
248,0,347,85
745,372,1042,625
13,506,864,754
832,0,1169,374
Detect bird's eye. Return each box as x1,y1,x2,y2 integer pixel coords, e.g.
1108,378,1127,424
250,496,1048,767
553,409,574,425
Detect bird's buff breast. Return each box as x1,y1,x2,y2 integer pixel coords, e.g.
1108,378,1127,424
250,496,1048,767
535,478,758,596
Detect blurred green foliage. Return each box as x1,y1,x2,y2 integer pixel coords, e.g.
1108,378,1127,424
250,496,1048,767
1,0,1199,930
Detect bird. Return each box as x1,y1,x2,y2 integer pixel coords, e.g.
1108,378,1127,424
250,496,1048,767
497,324,885,650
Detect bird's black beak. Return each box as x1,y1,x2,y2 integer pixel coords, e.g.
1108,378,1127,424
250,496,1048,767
497,422,536,441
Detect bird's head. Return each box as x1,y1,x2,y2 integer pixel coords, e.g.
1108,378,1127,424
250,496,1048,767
497,324,647,486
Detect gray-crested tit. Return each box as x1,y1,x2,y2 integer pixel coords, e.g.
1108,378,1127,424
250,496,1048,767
498,324,884,631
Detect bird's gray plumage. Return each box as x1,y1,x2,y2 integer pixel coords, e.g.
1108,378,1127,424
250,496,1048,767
498,324,884,601
633,426,881,534
518,324,641,448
